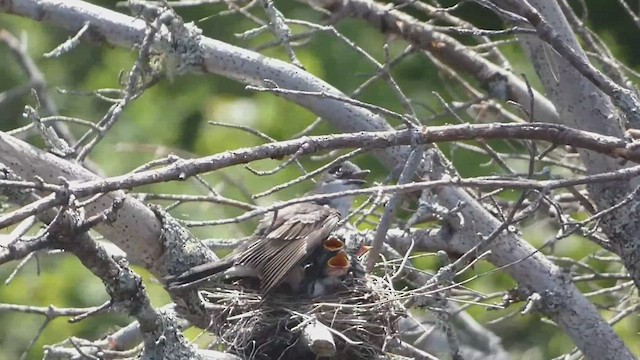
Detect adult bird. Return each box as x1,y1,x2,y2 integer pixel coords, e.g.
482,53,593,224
166,161,369,294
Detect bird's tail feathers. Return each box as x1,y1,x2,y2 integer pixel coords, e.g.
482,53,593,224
165,258,234,289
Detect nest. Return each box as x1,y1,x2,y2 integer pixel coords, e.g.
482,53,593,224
199,274,405,359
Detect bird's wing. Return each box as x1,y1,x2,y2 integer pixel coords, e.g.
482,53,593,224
238,204,341,293
254,203,318,238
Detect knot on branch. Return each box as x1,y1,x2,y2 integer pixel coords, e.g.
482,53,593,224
521,276,571,317
152,206,218,277
0,164,35,204
128,1,204,79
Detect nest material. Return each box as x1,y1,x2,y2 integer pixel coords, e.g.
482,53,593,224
199,275,404,359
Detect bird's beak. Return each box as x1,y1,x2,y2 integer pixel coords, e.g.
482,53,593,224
352,169,370,179
355,244,372,258
345,169,370,185
323,236,345,252
326,250,350,277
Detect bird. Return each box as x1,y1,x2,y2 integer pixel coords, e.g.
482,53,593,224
303,238,371,298
166,161,369,295
304,249,351,297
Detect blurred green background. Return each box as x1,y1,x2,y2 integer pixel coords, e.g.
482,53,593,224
0,1,638,359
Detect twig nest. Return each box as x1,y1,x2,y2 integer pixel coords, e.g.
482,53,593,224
199,274,404,359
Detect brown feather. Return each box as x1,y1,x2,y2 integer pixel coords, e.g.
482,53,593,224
166,161,367,291
235,204,340,293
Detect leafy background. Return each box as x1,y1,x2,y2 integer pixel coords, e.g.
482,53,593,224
0,1,638,358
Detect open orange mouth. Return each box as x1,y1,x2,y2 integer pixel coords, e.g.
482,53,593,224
323,236,345,252
326,250,350,277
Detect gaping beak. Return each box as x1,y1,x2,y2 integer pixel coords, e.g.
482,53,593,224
323,236,345,252
326,250,351,277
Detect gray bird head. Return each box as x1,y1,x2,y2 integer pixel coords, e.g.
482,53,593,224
311,161,369,217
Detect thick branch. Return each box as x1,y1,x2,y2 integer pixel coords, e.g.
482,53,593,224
0,1,633,358
305,0,560,124
53,219,201,360
0,129,167,268
491,0,640,127
2,123,639,228
490,0,640,305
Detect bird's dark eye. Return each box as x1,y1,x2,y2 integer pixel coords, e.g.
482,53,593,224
328,165,343,175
